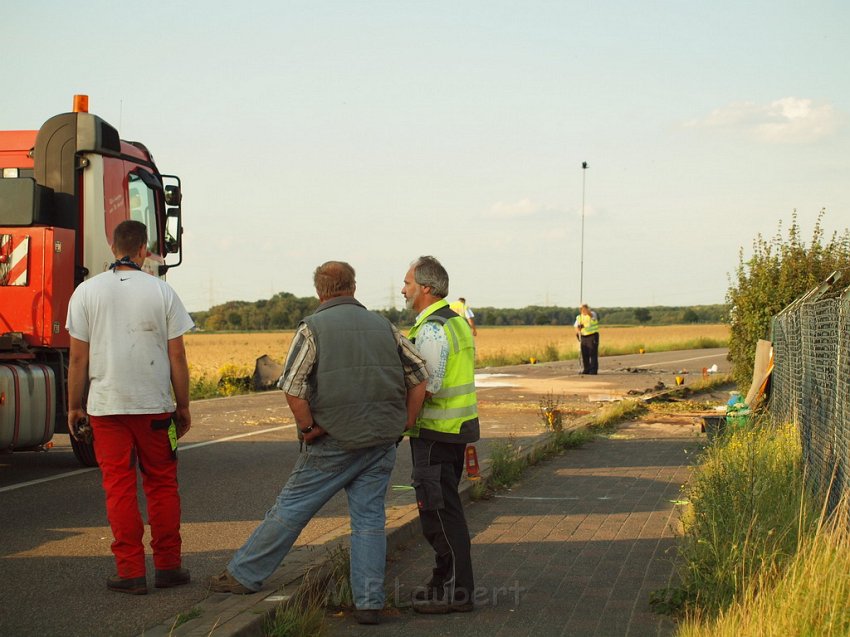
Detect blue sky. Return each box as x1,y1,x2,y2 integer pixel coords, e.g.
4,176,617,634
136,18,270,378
4,1,848,312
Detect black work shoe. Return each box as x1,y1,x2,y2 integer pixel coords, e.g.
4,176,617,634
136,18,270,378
353,609,380,625
155,567,191,588
411,584,439,603
107,575,148,595
412,597,474,614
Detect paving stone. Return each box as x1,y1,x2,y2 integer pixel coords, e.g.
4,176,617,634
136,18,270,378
325,421,703,636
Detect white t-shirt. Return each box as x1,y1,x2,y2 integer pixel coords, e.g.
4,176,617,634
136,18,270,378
66,269,194,415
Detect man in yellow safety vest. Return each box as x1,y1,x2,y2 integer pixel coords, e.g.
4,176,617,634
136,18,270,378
574,303,600,375
402,256,479,614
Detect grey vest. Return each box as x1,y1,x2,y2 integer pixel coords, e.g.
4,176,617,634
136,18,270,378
303,297,407,450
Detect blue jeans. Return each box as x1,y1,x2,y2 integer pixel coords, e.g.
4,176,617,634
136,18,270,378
228,437,396,609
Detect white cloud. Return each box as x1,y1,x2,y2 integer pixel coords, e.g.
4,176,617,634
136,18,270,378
486,198,546,218
484,198,575,220
685,97,842,143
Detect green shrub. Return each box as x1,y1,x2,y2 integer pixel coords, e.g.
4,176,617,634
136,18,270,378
189,373,220,400
726,209,850,389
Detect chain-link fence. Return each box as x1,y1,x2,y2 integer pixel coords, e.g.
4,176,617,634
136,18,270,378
771,273,850,509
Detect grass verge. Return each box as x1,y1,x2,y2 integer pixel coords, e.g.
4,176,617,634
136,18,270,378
651,418,826,632
264,597,326,637
170,607,201,630
475,428,594,498
589,399,647,430
676,502,850,636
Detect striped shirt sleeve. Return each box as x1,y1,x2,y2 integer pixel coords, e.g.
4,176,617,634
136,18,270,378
392,325,429,388
277,323,316,399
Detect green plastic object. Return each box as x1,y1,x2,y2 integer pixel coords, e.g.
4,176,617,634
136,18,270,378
726,399,750,430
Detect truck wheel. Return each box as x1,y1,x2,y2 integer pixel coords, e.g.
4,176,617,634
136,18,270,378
70,435,98,467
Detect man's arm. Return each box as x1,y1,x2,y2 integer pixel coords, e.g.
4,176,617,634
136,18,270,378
464,308,478,336
168,335,192,438
285,393,325,443
280,324,325,442
405,380,428,430
414,322,449,397
67,337,89,439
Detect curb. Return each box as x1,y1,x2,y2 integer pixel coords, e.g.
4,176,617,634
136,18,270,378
141,425,582,636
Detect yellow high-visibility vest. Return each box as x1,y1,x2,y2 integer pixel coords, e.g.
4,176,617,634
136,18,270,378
576,313,599,336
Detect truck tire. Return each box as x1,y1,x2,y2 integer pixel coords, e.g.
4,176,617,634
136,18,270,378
70,435,98,467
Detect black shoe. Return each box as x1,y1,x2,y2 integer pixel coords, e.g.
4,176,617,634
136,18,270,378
155,567,191,588
107,575,147,595
411,583,440,603
412,597,474,614
353,609,380,625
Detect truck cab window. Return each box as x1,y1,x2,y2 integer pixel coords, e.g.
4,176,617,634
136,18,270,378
128,174,158,253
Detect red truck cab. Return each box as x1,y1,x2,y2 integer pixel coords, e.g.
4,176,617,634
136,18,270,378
0,96,183,465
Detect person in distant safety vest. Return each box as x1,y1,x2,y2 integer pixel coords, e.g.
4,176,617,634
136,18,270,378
449,297,478,336
402,256,479,614
574,303,600,375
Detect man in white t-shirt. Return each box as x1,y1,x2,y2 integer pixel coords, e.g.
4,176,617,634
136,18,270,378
66,220,194,595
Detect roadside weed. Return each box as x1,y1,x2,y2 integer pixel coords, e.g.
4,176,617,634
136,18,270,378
590,399,647,430
659,420,815,619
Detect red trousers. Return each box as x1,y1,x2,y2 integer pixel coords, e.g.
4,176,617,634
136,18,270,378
90,413,182,578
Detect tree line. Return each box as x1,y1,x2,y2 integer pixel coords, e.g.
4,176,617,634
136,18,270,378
190,209,850,396
190,297,728,332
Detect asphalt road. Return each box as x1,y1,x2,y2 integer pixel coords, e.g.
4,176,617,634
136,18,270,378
0,348,729,637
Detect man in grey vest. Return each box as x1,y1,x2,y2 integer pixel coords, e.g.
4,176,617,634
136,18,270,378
209,261,428,626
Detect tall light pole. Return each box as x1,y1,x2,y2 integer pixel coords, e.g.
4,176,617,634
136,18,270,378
579,161,588,306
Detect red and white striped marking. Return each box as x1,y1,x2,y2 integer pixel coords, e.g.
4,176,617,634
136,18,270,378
0,234,29,286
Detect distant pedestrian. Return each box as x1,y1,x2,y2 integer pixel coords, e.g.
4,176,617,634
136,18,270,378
449,297,478,336
402,256,479,614
209,261,428,627
574,303,600,375
66,220,194,595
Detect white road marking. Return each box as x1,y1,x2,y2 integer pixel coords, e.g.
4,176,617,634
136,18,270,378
0,424,294,494
475,373,520,388
632,352,727,369
494,495,581,501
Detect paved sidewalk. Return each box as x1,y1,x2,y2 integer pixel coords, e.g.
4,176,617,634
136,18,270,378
326,419,702,636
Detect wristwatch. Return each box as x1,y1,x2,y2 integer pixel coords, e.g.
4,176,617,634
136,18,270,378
300,424,315,434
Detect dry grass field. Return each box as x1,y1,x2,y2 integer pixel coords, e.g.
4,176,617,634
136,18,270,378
475,323,729,361
185,324,729,380
184,331,295,379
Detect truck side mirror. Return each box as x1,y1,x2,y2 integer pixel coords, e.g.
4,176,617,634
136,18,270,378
165,208,181,254
165,184,181,207
160,175,183,269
